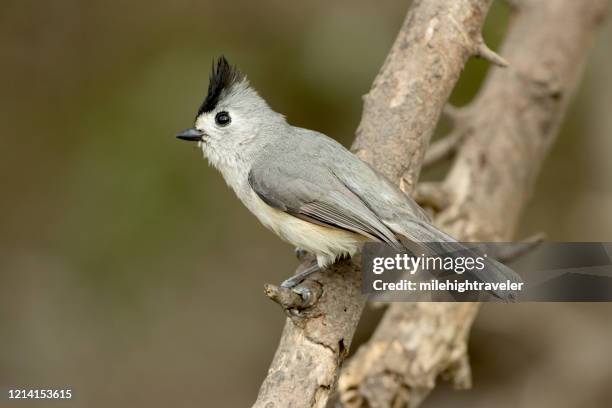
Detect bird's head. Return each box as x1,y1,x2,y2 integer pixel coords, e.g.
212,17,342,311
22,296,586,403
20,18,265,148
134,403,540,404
177,56,285,167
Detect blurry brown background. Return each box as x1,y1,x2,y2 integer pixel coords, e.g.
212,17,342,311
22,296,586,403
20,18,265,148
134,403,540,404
1,1,611,407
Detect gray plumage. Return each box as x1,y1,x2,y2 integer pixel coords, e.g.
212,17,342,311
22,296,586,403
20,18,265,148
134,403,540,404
177,57,522,300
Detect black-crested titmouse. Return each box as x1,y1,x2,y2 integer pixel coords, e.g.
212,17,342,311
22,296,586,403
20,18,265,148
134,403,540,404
176,57,522,300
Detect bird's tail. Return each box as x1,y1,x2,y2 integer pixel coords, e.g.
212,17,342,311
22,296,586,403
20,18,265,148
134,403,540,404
396,219,523,301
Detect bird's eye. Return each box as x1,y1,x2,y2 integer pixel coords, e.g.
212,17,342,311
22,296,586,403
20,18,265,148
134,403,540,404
215,111,231,127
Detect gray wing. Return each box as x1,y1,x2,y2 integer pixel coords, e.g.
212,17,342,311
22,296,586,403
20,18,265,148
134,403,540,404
325,148,523,298
251,130,521,299
247,162,405,252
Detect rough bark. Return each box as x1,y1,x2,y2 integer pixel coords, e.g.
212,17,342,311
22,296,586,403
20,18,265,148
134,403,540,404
253,1,502,407
337,1,609,407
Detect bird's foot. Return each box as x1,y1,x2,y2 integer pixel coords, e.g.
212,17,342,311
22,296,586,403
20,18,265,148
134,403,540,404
280,262,320,289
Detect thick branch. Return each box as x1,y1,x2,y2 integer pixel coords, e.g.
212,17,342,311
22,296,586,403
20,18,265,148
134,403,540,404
351,0,497,191
253,1,498,407
337,1,608,407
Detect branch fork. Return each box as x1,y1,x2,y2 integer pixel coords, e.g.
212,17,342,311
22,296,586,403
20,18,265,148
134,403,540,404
473,37,509,67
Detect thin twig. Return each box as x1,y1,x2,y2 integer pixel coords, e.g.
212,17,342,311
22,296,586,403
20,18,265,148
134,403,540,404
474,37,509,67
494,233,546,262
423,130,466,167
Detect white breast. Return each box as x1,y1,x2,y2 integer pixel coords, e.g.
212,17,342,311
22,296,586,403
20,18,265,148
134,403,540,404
245,190,365,267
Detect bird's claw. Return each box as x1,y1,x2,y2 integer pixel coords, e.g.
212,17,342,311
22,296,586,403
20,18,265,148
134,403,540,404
291,286,312,304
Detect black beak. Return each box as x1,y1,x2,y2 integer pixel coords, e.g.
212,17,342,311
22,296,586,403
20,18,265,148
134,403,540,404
176,128,204,142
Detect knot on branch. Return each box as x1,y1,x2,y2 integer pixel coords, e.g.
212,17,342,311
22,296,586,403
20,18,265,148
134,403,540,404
264,280,323,314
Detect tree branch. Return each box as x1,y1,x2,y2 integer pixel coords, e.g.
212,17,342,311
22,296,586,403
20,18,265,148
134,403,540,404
473,36,509,67
422,128,466,167
254,1,500,407
337,1,609,406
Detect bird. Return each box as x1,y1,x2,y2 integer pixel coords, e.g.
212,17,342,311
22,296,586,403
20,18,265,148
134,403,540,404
176,56,522,300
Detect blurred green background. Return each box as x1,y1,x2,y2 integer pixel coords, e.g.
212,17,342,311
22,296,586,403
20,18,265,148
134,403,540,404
1,1,611,407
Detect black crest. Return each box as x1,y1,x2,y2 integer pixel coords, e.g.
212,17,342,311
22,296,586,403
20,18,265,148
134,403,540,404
197,56,243,117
